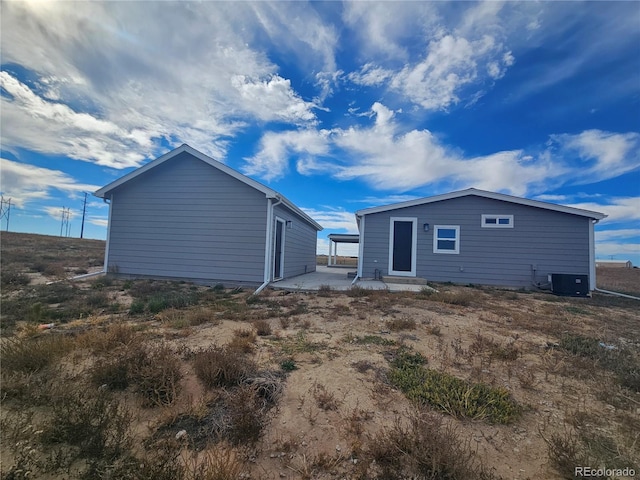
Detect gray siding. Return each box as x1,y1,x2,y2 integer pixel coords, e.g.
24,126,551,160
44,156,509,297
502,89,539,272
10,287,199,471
273,204,318,279
361,195,591,288
107,152,267,284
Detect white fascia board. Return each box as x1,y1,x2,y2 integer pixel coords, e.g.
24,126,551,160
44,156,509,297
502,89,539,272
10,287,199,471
355,188,606,220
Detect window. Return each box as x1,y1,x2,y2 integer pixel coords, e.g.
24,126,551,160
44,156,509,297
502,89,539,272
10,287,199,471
433,225,460,254
482,214,513,228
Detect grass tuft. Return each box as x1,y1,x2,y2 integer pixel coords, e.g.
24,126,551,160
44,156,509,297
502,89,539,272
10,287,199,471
388,347,520,424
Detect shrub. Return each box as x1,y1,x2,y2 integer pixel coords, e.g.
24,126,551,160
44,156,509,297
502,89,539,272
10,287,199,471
225,386,267,445
363,410,500,479
129,300,146,315
317,284,333,297
193,346,258,389
252,319,272,336
41,389,132,462
354,335,395,346
228,329,257,353
1,269,31,288
130,343,183,407
1,335,73,374
385,317,416,331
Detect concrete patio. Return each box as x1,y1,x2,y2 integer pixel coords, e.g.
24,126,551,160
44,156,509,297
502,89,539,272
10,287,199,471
270,266,428,292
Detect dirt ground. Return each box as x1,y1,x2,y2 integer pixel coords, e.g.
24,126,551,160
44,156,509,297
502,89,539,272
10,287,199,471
1,233,639,479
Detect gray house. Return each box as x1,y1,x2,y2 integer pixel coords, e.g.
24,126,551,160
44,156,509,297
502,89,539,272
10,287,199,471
355,188,606,291
95,144,322,289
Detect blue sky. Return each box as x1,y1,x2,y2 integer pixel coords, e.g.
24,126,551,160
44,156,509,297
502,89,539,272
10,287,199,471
1,1,639,263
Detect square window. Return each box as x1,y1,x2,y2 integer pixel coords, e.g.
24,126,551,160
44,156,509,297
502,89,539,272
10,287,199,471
434,225,460,254
481,214,513,228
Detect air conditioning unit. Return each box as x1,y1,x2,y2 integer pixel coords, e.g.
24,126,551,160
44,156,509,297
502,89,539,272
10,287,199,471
551,274,589,297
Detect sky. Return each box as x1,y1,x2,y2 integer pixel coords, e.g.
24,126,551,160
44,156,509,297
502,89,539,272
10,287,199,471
1,1,639,264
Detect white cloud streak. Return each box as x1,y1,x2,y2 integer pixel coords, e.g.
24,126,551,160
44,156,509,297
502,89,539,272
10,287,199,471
0,158,100,208
0,2,325,167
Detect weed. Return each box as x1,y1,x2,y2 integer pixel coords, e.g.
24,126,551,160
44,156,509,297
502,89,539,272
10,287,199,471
1,335,73,374
277,331,328,356
354,335,395,346
1,269,31,288
280,359,298,372
280,317,291,329
559,333,640,392
312,383,340,411
318,284,333,297
353,360,375,373
252,319,272,336
228,329,257,353
130,343,183,406
41,388,132,464
182,443,246,479
363,410,500,479
347,285,370,298
388,347,520,424
193,346,258,389
386,317,416,331
129,300,145,315
185,307,220,326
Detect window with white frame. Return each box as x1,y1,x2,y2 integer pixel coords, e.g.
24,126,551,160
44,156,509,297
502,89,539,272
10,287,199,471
481,214,513,228
433,225,460,254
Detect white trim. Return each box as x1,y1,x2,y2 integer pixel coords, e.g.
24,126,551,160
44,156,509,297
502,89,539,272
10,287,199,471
103,195,113,271
357,215,365,278
262,197,275,284
481,214,514,228
273,216,286,280
433,225,460,254
94,144,322,231
355,188,606,220
589,219,596,291
388,217,417,276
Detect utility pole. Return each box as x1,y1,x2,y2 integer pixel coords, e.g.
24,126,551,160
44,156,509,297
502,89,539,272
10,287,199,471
1,197,12,232
60,207,71,237
80,192,88,238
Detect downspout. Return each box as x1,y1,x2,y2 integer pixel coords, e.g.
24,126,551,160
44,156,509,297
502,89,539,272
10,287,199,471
351,214,365,285
102,195,112,274
588,218,597,291
254,195,283,295
594,288,640,301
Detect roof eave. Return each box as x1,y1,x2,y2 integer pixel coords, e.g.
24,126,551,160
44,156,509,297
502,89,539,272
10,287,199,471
355,188,606,220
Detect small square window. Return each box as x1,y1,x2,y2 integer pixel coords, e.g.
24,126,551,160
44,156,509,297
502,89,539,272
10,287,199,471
482,214,514,228
434,225,460,254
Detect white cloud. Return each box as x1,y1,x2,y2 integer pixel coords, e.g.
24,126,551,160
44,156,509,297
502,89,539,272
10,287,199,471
568,197,640,224
596,229,640,242
231,75,316,124
1,73,149,169
551,130,640,184
243,129,330,181
389,34,509,111
301,207,358,233
0,2,323,166
247,104,638,198
348,63,393,87
88,217,109,228
0,158,100,208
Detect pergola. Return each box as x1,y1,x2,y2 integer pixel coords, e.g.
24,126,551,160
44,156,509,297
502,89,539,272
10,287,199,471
327,233,360,266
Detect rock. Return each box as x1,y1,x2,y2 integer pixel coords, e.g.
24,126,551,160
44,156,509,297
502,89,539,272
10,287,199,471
175,430,187,440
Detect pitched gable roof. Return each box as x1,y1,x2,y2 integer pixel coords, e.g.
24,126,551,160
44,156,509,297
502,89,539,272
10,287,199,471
355,188,606,220
94,144,323,230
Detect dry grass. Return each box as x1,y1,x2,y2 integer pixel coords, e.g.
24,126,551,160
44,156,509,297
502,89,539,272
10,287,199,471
596,267,640,296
